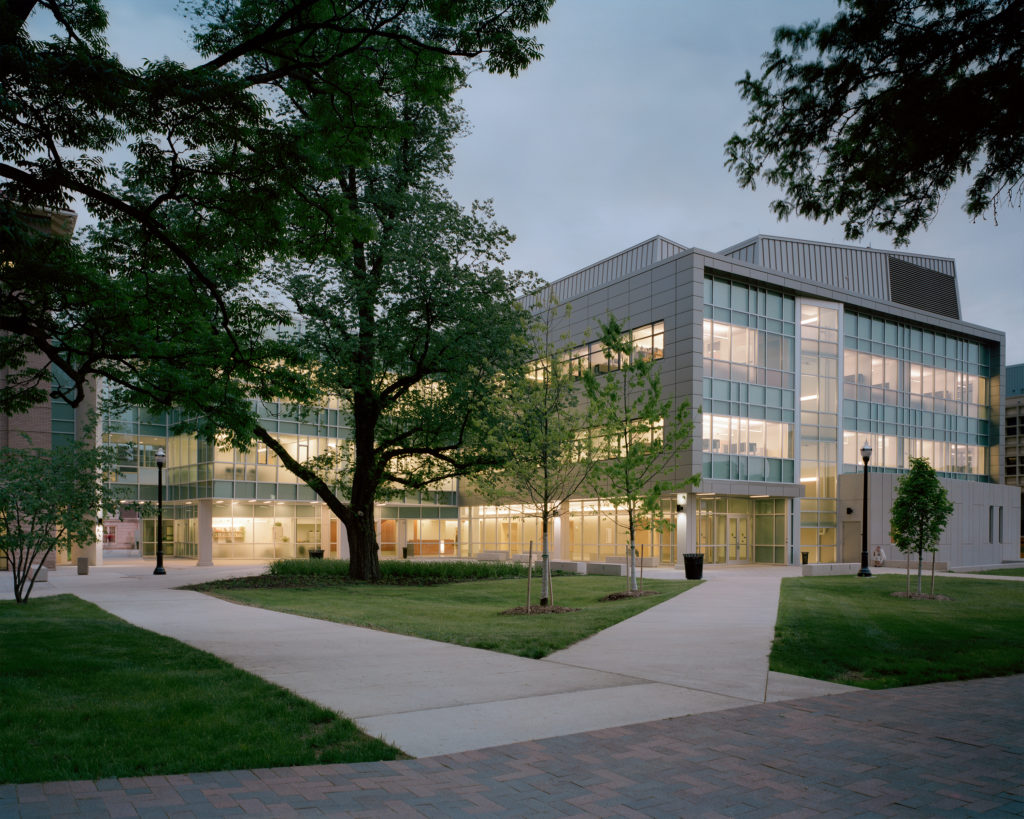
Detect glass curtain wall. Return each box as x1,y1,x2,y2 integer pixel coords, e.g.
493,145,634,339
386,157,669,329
701,274,797,483
842,312,994,479
459,500,676,564
798,303,841,563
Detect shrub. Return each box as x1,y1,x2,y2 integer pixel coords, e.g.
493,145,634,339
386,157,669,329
266,558,539,585
266,559,351,578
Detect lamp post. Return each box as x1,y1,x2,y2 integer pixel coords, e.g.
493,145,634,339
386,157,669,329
858,441,872,577
154,447,166,575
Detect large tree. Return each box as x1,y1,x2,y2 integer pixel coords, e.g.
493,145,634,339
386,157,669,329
178,10,539,582
725,0,1024,244
1,1,553,580
1,0,552,415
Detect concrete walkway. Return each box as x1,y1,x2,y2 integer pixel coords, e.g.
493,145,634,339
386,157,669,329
2,561,852,758
4,561,1023,815
5,674,1022,817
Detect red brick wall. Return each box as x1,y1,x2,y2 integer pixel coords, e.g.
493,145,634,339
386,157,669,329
1,350,53,450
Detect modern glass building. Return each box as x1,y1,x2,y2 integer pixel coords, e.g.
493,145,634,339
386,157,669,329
97,399,459,564
459,234,1019,570
16,233,1019,571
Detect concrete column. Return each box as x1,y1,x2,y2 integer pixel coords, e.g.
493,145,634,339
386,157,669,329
71,538,101,567
674,492,695,568
396,519,408,558
319,504,331,556
788,497,798,565
336,517,350,559
196,498,213,566
555,502,573,561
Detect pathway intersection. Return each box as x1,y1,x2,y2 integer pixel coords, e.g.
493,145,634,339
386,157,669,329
3,560,1022,816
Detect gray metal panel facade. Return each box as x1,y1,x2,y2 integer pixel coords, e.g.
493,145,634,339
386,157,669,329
549,236,687,302
719,235,960,317
1008,363,1024,397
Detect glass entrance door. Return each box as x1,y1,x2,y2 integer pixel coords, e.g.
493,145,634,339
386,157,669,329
696,498,756,565
728,515,750,562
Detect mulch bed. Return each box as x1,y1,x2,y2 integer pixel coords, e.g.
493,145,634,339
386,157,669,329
602,590,660,601
889,591,954,600
500,605,580,615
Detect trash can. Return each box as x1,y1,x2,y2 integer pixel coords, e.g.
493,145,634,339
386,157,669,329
682,553,704,580
77,557,89,575
801,551,809,565
308,549,324,560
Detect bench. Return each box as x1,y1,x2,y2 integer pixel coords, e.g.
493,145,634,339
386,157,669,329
604,555,659,567
475,550,510,562
586,562,624,576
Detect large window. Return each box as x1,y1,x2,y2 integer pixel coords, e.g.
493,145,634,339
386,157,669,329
566,321,664,376
843,310,994,479
702,415,792,459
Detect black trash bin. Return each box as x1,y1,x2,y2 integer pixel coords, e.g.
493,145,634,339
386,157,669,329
308,549,324,560
682,552,704,580
801,551,809,565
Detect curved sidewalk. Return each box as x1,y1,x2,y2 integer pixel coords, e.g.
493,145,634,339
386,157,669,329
4,563,1023,815
3,562,852,757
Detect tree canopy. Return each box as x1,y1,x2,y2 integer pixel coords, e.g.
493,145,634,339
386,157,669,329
725,0,1024,244
1,0,553,421
2,0,553,580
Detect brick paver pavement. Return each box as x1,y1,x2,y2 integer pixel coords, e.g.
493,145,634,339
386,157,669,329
4,674,1022,817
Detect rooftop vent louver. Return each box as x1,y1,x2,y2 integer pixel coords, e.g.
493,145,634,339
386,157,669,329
887,257,960,319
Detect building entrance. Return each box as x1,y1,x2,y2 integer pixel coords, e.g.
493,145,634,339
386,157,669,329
696,498,756,565
727,514,750,563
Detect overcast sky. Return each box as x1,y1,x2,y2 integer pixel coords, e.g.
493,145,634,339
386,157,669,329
39,0,1024,362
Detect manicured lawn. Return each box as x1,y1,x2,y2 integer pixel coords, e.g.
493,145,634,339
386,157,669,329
197,576,698,658
772,575,1024,689
0,595,404,785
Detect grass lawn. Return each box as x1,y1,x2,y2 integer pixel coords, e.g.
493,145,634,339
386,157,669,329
772,575,1024,689
195,575,698,658
0,595,404,785
969,567,1024,577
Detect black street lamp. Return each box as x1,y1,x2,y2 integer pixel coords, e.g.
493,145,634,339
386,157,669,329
154,447,166,575
858,441,872,577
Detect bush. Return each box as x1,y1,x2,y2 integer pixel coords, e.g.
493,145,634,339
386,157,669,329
266,559,351,578
266,558,539,585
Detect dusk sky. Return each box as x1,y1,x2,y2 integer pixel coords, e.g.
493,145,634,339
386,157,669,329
33,0,1024,362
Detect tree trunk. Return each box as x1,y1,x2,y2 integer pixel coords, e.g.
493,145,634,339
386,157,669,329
929,550,936,596
916,547,924,594
526,540,533,613
8,546,50,604
638,540,644,592
346,501,380,582
540,514,551,605
628,515,638,593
